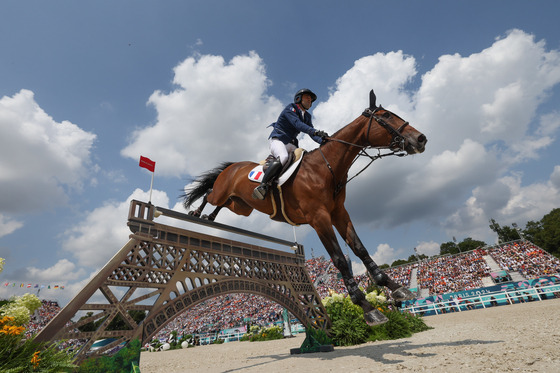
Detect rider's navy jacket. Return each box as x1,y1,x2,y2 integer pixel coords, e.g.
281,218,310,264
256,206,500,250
268,103,323,146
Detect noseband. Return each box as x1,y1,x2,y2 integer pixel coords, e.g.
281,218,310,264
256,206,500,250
319,106,410,196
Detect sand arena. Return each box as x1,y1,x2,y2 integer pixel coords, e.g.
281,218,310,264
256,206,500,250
140,297,560,372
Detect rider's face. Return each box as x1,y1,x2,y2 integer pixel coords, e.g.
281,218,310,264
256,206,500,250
300,94,313,110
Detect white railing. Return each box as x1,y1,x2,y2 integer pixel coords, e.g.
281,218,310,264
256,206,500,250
401,284,559,316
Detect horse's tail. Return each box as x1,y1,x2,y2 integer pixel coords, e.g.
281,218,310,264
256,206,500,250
182,162,234,209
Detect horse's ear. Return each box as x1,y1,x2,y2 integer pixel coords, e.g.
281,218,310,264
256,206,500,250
369,90,377,110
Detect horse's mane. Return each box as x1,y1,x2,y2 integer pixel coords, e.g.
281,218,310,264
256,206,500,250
182,162,234,209
307,114,363,156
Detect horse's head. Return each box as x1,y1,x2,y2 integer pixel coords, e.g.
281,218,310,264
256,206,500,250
363,90,427,154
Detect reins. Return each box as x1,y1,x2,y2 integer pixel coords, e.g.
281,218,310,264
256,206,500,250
318,107,408,196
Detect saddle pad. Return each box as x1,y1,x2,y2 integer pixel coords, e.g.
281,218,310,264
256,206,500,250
248,167,264,183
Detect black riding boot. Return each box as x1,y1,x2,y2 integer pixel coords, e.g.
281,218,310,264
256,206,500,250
252,158,282,200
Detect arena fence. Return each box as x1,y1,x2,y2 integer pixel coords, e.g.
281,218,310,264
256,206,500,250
401,276,560,316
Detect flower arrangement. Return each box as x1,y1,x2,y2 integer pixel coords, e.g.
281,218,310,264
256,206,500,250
0,258,76,372
241,324,284,342
320,287,430,346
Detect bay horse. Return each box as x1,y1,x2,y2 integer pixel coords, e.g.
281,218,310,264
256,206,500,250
183,90,427,326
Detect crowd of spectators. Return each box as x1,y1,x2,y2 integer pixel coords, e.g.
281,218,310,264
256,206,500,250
488,242,560,279
24,300,61,339
155,293,284,340
385,263,416,289
11,240,560,345
416,249,492,294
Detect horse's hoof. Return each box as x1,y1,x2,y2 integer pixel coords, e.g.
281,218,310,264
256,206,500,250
364,309,389,326
188,210,200,217
392,287,416,301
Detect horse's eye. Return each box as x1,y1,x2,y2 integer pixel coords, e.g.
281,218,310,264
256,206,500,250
382,112,391,118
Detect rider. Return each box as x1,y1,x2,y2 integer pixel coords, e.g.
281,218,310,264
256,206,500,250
252,88,329,200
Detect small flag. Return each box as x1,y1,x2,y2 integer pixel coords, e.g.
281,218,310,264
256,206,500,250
27,284,31,288
139,156,156,172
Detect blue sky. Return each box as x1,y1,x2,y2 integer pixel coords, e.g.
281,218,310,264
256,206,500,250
1,1,560,306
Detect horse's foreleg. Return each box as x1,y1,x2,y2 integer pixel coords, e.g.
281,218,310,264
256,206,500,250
334,212,415,302
312,217,388,326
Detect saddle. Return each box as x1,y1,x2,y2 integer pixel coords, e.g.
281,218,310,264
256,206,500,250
248,149,305,226
248,148,305,185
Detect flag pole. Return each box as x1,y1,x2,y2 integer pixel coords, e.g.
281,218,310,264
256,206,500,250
149,171,154,203
139,156,156,203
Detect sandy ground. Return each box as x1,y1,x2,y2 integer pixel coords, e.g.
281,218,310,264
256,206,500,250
140,298,560,373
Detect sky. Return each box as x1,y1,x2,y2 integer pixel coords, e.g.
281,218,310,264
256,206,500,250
1,1,560,307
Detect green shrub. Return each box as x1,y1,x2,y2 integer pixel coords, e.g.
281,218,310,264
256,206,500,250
306,327,333,346
322,290,430,346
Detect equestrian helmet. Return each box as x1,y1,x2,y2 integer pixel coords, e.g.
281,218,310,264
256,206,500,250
294,88,317,104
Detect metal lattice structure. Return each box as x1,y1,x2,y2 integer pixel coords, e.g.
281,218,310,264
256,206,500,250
35,200,330,362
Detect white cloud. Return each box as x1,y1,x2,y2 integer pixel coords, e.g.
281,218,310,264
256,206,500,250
61,189,170,269
304,50,417,150
415,29,560,151
313,29,560,238
444,166,560,242
0,89,97,213
121,52,283,177
0,214,23,237
123,29,560,254
371,243,401,266
415,241,440,257
26,259,85,282
352,241,408,276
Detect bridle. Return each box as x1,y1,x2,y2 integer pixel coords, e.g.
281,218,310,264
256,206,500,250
363,106,410,151
318,106,410,196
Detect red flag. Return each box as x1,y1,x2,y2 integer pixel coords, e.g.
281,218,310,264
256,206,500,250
139,156,155,172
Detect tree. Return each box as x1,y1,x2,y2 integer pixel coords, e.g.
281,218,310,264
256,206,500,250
489,218,521,243
440,241,459,255
390,259,408,267
440,238,486,255
527,208,560,257
522,220,542,244
78,310,146,332
458,237,486,252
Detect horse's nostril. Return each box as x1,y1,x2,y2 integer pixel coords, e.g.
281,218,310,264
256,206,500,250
418,134,427,144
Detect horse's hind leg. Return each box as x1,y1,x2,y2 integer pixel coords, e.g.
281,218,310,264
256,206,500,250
188,191,211,218
202,206,222,221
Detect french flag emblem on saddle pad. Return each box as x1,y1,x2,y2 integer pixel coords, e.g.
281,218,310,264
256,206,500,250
248,167,264,182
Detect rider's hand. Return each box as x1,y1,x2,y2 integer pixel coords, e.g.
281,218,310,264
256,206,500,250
314,130,329,139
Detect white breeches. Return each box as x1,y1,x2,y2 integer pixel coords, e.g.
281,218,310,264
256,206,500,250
269,138,297,165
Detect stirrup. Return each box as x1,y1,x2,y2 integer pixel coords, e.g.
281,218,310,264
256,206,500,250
252,185,267,200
